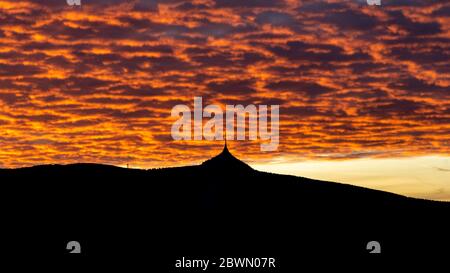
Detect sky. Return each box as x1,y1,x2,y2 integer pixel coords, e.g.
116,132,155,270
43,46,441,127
0,0,448,200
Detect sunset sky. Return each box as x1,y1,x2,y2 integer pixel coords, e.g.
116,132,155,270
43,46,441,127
0,0,449,200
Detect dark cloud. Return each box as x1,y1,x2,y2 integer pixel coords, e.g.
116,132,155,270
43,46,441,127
83,97,141,105
265,80,335,96
0,79,25,91
432,6,450,17
348,62,388,73
299,1,346,13
335,90,389,100
255,11,295,27
174,2,210,11
389,46,449,64
115,55,192,73
239,52,270,65
21,77,67,91
0,11,34,26
147,56,193,71
111,85,167,97
190,51,236,67
385,0,439,7
323,9,379,31
13,113,65,122
393,77,448,95
38,95,66,103
359,99,428,116
0,63,43,76
207,79,257,94
57,119,104,128
387,10,441,36
111,44,173,54
20,41,64,52
0,92,28,105
132,0,159,12
192,19,233,37
26,0,69,7
243,33,291,40
281,106,324,117
108,109,156,119
214,0,285,8
268,41,370,62
45,55,73,68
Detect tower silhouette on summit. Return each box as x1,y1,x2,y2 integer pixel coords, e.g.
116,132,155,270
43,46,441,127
201,136,253,172
222,135,231,156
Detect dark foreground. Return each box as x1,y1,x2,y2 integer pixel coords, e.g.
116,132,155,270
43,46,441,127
2,148,449,270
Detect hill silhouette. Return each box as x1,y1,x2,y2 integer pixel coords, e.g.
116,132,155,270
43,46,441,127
1,145,450,269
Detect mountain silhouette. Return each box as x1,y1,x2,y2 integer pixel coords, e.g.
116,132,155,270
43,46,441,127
1,145,449,269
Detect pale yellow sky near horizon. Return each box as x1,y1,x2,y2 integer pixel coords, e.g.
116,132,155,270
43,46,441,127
251,155,450,201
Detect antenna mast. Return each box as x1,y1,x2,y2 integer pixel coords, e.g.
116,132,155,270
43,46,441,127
224,126,227,148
